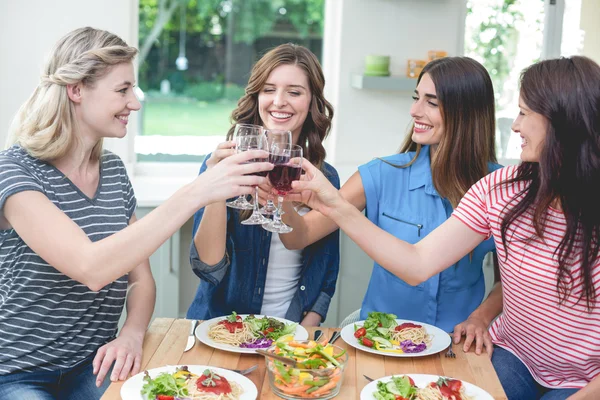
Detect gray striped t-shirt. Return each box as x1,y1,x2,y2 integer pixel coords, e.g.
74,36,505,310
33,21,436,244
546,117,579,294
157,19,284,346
0,145,136,375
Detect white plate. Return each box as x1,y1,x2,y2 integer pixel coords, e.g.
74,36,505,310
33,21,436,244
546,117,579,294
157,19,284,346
360,374,494,400
195,314,309,354
340,318,451,357
121,365,258,400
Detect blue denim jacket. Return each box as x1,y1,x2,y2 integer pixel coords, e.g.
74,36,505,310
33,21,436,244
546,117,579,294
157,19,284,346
186,156,340,322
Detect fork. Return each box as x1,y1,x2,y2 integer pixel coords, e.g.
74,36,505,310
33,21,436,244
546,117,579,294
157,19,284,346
327,330,341,345
445,333,456,358
228,364,258,375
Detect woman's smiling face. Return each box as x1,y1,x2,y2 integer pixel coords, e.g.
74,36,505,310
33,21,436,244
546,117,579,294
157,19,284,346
409,73,444,147
258,64,311,144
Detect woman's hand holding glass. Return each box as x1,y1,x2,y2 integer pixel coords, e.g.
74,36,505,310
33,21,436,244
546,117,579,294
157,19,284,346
205,140,236,169
285,157,345,217
226,124,265,209
197,149,272,205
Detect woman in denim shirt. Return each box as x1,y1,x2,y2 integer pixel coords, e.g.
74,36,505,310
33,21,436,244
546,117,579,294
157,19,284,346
282,57,502,349
186,44,340,326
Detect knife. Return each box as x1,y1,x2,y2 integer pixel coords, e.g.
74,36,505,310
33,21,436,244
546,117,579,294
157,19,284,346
184,320,198,352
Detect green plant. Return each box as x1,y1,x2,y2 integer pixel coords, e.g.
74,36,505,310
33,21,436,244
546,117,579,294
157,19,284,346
183,81,224,101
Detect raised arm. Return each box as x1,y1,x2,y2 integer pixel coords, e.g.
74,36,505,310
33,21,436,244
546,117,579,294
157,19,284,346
3,150,271,291
192,142,236,266
280,171,366,250
288,158,487,285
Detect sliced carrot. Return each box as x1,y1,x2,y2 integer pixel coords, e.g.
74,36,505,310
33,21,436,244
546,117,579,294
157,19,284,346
276,384,312,394
289,341,312,348
310,380,339,396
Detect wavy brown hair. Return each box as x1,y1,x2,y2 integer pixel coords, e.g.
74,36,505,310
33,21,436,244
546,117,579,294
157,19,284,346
499,56,600,310
225,43,334,171
392,57,497,207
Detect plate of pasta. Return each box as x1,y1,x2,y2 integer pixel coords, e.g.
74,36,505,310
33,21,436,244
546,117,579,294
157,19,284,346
195,312,309,354
340,312,450,357
360,374,493,400
121,364,258,400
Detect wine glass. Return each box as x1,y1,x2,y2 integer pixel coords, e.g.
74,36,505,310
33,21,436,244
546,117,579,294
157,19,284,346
239,134,271,225
262,144,303,234
226,124,263,209
260,129,292,216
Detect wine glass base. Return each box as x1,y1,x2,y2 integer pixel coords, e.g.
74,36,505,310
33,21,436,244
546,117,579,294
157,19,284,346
241,212,270,225
226,200,253,209
262,221,293,234
260,203,277,215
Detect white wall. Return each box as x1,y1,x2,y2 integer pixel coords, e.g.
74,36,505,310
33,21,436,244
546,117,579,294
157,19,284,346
580,0,600,63
0,0,138,162
323,0,466,182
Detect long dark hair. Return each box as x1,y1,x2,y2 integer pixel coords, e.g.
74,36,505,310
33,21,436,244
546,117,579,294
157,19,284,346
396,57,497,207
226,43,333,171
499,56,600,310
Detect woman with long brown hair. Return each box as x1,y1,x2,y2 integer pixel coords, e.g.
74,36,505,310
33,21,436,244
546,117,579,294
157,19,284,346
280,56,501,340
288,56,600,399
186,43,340,326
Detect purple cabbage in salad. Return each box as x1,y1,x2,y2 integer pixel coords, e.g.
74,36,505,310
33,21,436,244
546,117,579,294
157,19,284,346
240,337,273,348
400,339,427,353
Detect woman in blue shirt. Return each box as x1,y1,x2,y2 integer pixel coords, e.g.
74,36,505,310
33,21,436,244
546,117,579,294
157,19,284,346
186,44,340,326
281,56,501,336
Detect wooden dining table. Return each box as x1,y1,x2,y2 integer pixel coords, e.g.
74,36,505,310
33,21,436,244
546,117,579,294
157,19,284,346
102,318,507,399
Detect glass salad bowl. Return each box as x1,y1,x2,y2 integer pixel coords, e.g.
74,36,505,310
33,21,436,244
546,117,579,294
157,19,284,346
263,338,348,399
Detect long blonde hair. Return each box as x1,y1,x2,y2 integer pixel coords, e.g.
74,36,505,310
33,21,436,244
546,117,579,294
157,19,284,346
8,27,138,161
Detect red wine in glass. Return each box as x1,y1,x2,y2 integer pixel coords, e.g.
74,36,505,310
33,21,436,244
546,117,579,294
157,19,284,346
269,163,302,194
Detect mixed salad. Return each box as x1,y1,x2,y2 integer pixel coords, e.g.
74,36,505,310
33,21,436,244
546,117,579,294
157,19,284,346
373,375,467,400
353,312,428,354
268,336,347,398
141,366,237,400
219,312,298,348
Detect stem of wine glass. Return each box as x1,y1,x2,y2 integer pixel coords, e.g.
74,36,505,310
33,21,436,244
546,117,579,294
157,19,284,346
252,186,260,213
273,195,285,225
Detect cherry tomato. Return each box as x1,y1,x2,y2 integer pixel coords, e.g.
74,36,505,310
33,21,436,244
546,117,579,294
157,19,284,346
361,337,374,347
354,327,367,338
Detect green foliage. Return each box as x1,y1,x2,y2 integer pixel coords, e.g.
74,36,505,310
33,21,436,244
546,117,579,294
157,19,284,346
466,0,526,102
223,84,246,101
139,0,325,48
183,81,223,101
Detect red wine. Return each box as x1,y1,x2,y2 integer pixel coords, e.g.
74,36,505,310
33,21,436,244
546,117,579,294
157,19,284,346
242,160,268,177
269,164,302,194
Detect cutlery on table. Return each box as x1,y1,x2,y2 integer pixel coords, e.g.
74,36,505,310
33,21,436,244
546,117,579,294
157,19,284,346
445,332,456,358
327,330,341,345
313,329,323,342
184,320,198,352
228,365,258,376
363,374,375,382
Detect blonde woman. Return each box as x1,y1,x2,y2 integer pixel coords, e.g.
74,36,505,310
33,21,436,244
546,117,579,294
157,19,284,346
0,27,271,399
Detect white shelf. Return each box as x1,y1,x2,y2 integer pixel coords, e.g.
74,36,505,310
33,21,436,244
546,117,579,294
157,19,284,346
351,74,416,91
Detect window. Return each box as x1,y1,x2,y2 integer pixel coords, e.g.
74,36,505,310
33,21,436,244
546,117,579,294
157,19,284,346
136,0,325,163
464,0,581,162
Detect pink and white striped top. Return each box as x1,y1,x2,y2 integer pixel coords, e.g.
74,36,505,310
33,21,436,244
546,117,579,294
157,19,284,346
453,165,600,389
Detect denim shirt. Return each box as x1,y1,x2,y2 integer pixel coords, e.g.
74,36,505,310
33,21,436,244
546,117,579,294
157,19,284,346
358,146,502,332
186,155,340,322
